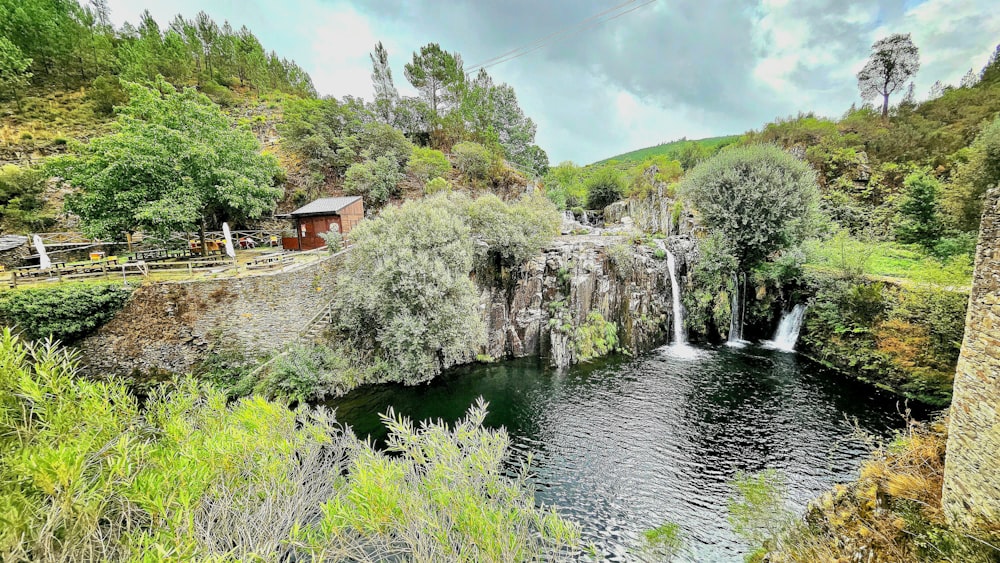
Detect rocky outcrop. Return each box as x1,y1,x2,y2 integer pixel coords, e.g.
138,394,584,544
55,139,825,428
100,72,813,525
604,167,698,236
476,235,694,367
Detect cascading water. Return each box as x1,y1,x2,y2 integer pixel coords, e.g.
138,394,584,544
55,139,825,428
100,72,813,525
660,241,697,358
764,304,807,352
727,272,748,347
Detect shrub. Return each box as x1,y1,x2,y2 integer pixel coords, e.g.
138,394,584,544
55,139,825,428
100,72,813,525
680,144,819,270
333,195,484,382
0,332,580,561
257,343,367,402
343,156,404,208
453,141,492,180
463,191,561,270
424,176,452,194
408,146,451,182
584,167,625,210
0,164,49,231
0,283,132,343
894,171,944,250
357,121,413,168
87,75,128,115
198,80,236,107
573,311,618,361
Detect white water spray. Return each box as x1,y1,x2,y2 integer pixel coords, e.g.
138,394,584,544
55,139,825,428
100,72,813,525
660,242,697,358
727,272,748,347
764,304,807,352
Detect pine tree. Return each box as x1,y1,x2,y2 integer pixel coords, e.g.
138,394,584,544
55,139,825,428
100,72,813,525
370,41,398,124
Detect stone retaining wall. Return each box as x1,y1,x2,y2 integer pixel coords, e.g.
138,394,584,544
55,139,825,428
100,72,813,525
78,252,344,375
942,188,1000,531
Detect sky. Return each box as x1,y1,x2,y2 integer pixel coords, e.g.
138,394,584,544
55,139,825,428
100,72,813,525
106,0,1000,164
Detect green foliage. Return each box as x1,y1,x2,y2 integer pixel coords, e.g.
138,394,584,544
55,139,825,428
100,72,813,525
584,166,625,210
573,311,618,361
683,233,738,338
895,171,944,250
407,145,451,182
594,135,739,167
463,191,562,270
639,522,684,561
0,282,132,343
799,274,965,405
680,144,819,269
86,75,128,115
257,343,370,402
333,195,484,383
403,42,464,120
452,140,492,180
945,116,1000,231
423,176,452,194
0,35,32,109
542,161,585,209
57,80,282,240
279,96,372,185
0,332,579,560
0,164,52,231
343,155,404,208
803,234,972,286
728,470,796,549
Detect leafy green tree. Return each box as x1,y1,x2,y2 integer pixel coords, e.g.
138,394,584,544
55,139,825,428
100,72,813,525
58,80,282,249
86,74,127,114
680,144,818,270
343,155,404,208
463,191,561,270
945,116,1000,231
585,167,625,210
332,195,484,382
0,36,32,110
404,42,464,120
895,171,943,249
857,33,920,118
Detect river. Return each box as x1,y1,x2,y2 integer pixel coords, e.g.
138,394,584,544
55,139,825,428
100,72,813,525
325,344,921,561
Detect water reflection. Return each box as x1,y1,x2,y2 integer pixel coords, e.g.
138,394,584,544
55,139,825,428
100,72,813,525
325,345,922,561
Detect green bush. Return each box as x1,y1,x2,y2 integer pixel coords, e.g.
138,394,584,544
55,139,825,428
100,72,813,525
0,164,50,232
198,80,236,107
333,195,484,382
680,144,818,270
257,343,368,402
0,332,579,561
424,176,452,194
0,283,132,344
357,121,413,168
343,156,404,208
87,75,128,115
463,191,561,270
408,146,451,182
584,167,625,210
452,141,492,180
573,311,618,361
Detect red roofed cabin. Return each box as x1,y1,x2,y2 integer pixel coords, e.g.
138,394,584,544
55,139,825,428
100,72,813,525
281,196,364,251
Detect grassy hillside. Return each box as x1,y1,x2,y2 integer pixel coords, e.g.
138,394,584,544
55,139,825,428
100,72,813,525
593,135,739,165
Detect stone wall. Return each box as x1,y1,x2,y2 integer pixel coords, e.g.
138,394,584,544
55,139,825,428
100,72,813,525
78,252,344,375
942,188,1000,531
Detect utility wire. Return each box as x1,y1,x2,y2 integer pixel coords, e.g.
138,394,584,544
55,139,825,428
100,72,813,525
466,0,658,74
466,0,639,71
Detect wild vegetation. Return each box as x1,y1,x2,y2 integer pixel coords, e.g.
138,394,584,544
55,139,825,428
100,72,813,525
730,418,999,562
0,330,580,561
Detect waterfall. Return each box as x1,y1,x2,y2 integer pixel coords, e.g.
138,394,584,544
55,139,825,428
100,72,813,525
660,241,697,358
665,248,686,345
727,272,748,347
580,211,591,226
562,210,575,223
764,304,807,352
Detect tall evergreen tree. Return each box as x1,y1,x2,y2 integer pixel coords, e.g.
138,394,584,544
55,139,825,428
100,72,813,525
370,41,398,124
404,43,464,120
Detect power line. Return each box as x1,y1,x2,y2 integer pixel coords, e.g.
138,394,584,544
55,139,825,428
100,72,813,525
466,0,639,71
466,0,658,74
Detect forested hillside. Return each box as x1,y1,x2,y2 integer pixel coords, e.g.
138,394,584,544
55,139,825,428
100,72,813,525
0,0,550,236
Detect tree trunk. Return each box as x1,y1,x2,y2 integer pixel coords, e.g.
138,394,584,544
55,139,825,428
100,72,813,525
881,93,889,119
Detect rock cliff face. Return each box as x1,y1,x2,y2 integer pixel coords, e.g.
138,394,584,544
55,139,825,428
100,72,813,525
603,168,699,236
475,235,694,367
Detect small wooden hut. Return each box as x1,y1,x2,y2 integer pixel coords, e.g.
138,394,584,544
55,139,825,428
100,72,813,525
280,196,364,251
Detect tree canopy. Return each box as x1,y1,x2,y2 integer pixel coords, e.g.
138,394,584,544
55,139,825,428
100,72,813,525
857,33,920,118
680,144,818,270
58,80,282,240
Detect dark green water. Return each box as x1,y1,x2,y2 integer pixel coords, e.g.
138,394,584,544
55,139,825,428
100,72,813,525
325,344,919,561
